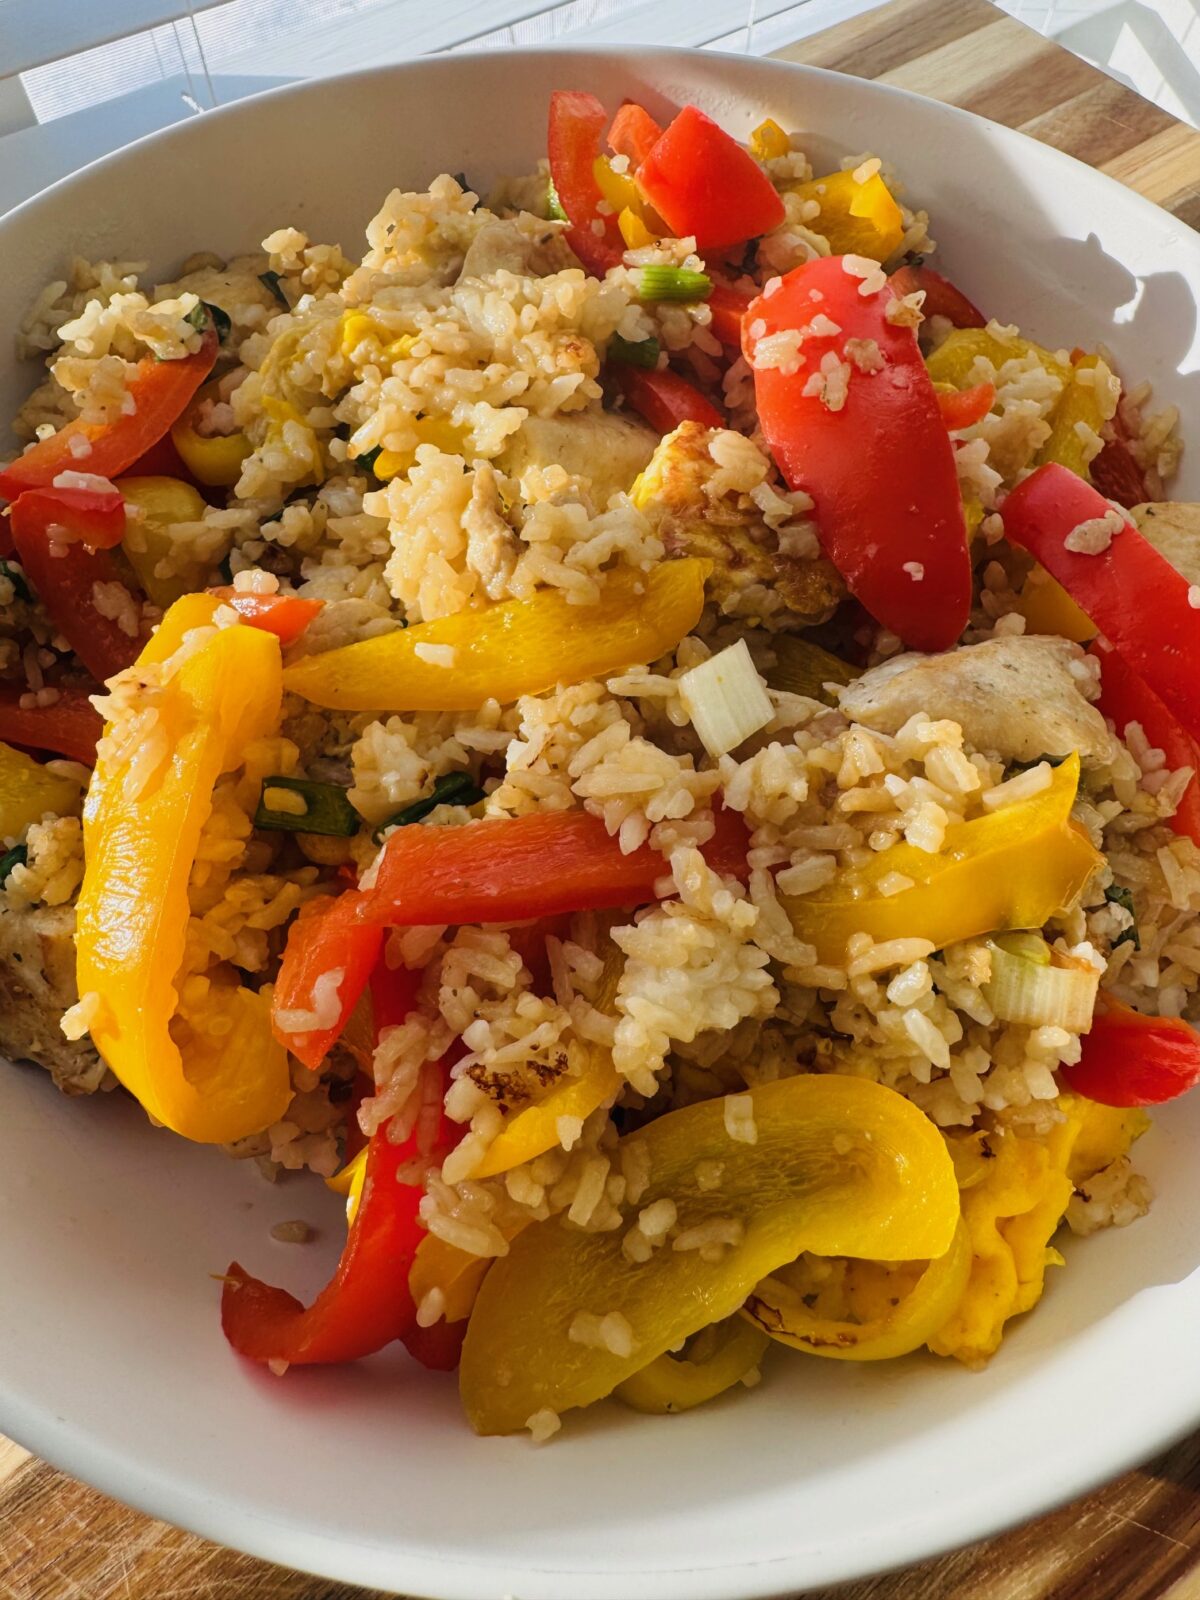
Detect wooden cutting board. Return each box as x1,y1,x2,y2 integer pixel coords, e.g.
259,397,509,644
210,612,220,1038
5,2,1200,1595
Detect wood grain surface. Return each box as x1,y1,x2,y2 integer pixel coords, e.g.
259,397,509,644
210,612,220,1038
5,3,1200,1596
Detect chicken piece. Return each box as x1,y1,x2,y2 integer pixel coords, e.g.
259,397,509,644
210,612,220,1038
458,218,576,284
0,902,106,1094
499,411,657,507
630,422,844,625
465,463,519,600
1132,503,1200,583
838,635,1118,769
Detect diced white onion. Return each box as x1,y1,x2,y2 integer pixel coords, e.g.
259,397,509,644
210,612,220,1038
984,943,1099,1032
678,639,773,759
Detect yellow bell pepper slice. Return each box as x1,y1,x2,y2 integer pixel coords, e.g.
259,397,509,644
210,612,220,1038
615,1316,769,1413
170,383,252,488
1035,352,1109,480
326,1144,368,1224
410,1233,499,1324
75,601,292,1144
283,557,710,713
926,327,1070,392
750,118,790,162
459,1074,959,1434
785,751,1102,965
788,169,905,262
618,208,656,249
0,740,83,839
742,1218,971,1361
1017,564,1097,642
117,476,212,608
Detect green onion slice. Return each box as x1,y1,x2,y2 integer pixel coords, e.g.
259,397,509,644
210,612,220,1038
0,843,28,886
546,181,568,222
374,771,486,840
258,270,290,308
255,776,359,837
607,335,661,369
638,266,712,304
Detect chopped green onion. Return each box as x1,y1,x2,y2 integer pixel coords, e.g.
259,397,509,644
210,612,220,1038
258,270,290,308
607,335,661,369
984,941,1099,1032
0,844,28,887
1007,752,1067,776
0,560,30,603
678,638,773,759
185,301,230,342
763,635,857,704
356,444,384,476
991,930,1052,965
638,266,712,304
546,180,568,222
1106,883,1140,950
254,776,359,837
374,771,486,840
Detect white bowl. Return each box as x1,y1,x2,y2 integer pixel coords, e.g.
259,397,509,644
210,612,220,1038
3,47,1200,1600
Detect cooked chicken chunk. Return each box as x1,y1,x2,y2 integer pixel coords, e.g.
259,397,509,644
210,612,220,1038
0,902,106,1093
838,636,1118,769
1132,502,1200,583
499,411,657,507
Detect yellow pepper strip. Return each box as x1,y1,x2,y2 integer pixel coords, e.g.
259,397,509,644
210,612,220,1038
785,752,1102,965
410,1233,501,1324
762,634,857,705
749,118,790,162
0,740,82,838
788,169,905,262
742,1218,970,1361
170,383,252,487
615,1316,769,1413
117,476,212,608
284,556,710,713
75,600,292,1144
618,208,656,249
1017,564,1097,642
593,154,642,216
926,328,1070,392
326,1144,368,1224
1035,353,1108,479
459,1074,959,1434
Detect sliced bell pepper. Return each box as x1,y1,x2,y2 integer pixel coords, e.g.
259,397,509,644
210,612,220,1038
749,118,791,162
615,1317,769,1413
788,169,905,262
459,1074,959,1433
75,597,292,1143
359,803,749,928
548,90,625,278
211,589,325,647
937,381,995,431
1035,353,1110,479
402,1319,468,1372
10,491,147,681
608,102,663,167
117,475,211,609
1090,431,1149,509
5,485,125,550
0,321,217,502
887,264,985,329
1016,566,1097,644
125,429,195,482
409,1233,496,1326
0,738,83,838
171,381,253,487
1061,994,1200,1106
706,282,754,348
925,326,1069,392
1092,636,1200,846
616,367,724,433
743,1217,971,1361
282,557,709,713
635,105,785,253
272,891,382,1069
748,254,970,653
0,684,103,764
784,752,1102,964
1002,463,1200,743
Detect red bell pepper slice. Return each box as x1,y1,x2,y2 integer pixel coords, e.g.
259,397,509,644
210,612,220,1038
10,491,146,681
887,263,986,329
1090,435,1148,509
0,322,217,502
938,381,995,431
402,1318,468,1372
1061,994,1200,1106
1002,463,1200,742
4,485,126,551
748,254,971,653
707,281,754,348
636,105,785,253
608,102,664,167
1092,638,1200,847
548,90,625,279
0,684,103,764
358,805,749,928
617,366,723,433
211,589,325,647
272,891,384,1069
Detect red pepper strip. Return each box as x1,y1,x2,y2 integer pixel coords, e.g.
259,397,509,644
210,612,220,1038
617,366,724,433
1061,994,1200,1107
272,891,384,1069
938,381,995,431
636,105,784,252
359,805,749,928
5,485,126,551
748,254,971,653
1090,436,1148,509
707,281,754,348
1003,463,1200,743
125,430,194,482
210,589,325,647
0,684,103,764
548,90,625,278
887,263,986,329
402,1318,468,1372
0,323,217,502
608,101,664,166
1092,638,1200,847
10,492,146,681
